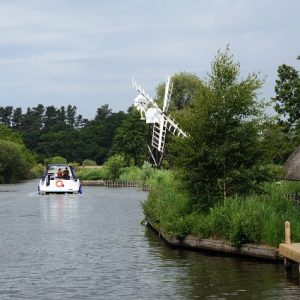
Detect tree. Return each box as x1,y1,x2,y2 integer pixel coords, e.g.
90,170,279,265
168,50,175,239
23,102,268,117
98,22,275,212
82,110,126,164
0,106,13,126
156,72,203,111
11,107,23,129
272,58,300,128
171,48,274,209
94,104,112,121
66,105,77,128
43,105,58,132
110,107,148,166
260,119,296,165
0,124,24,145
0,125,35,183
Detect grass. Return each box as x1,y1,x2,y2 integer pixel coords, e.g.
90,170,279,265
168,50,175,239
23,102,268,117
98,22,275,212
76,167,109,180
76,162,159,184
143,173,300,247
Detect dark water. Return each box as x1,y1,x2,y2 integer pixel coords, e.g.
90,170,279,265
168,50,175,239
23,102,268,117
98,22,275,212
0,181,300,299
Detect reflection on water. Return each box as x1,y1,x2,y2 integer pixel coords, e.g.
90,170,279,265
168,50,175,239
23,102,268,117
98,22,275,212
41,195,79,223
0,180,299,299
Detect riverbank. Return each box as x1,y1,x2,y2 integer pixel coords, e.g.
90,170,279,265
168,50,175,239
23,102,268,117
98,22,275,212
143,171,300,249
81,180,148,189
146,218,281,261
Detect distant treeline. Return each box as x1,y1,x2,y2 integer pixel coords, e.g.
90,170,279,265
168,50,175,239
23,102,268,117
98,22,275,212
0,104,149,166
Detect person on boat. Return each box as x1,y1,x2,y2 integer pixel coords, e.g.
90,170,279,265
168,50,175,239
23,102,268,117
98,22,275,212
63,167,70,179
56,168,63,178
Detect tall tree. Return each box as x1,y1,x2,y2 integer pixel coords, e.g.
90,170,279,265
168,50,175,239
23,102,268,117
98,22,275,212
11,107,23,129
171,48,273,209
0,106,13,126
66,105,77,128
272,57,300,128
95,104,112,121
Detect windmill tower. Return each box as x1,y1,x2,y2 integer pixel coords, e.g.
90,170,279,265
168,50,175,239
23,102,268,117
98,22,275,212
132,76,187,167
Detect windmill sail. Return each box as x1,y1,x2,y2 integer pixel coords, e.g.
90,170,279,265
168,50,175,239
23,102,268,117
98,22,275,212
162,77,173,113
132,76,187,166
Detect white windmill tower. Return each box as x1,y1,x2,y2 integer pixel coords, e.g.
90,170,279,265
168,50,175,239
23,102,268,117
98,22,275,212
132,76,187,167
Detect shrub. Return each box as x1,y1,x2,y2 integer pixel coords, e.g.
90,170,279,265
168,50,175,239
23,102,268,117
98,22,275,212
230,211,262,247
0,140,34,183
104,154,125,180
141,162,154,183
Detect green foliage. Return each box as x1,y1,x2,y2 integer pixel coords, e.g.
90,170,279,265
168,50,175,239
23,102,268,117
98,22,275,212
110,108,148,166
0,140,34,183
119,166,143,181
272,60,300,128
82,159,97,166
260,119,297,164
156,72,203,111
77,167,109,180
104,154,125,180
140,161,155,182
170,47,275,210
44,156,67,165
143,171,193,239
144,174,300,246
0,125,36,182
0,124,24,145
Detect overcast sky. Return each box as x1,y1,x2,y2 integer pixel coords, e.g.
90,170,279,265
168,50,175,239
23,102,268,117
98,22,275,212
0,0,299,119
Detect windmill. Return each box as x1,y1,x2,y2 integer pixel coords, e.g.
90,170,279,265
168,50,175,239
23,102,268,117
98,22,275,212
132,76,187,167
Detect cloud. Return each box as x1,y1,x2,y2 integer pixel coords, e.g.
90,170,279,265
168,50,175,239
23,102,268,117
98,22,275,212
0,0,299,118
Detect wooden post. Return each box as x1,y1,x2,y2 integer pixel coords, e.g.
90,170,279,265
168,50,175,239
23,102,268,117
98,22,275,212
284,221,292,268
285,221,291,244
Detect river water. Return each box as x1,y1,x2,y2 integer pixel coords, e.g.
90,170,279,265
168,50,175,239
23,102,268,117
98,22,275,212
0,180,300,299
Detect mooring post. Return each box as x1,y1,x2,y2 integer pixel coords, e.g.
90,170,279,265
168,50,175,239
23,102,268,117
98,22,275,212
285,221,291,244
284,221,292,268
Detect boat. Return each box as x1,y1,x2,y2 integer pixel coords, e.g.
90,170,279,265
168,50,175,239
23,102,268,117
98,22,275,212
38,164,82,194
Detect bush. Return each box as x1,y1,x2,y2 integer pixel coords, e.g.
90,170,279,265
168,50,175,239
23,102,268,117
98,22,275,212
0,140,35,183
104,154,125,180
140,162,154,183
230,211,262,247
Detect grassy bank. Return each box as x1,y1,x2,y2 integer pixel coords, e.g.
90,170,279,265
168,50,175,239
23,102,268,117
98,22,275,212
76,163,167,185
143,171,300,247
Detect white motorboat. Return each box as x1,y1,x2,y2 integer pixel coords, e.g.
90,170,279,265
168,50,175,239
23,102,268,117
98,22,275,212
38,164,82,194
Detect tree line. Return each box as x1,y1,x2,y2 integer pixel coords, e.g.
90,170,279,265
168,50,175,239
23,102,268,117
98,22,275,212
0,104,148,167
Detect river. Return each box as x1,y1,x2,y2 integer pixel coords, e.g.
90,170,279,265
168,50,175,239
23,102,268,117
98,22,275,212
0,180,299,299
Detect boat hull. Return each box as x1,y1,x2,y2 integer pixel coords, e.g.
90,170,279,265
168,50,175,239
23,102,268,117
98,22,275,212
38,178,82,194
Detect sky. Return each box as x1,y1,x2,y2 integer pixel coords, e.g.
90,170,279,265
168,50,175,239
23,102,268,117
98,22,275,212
0,0,299,119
